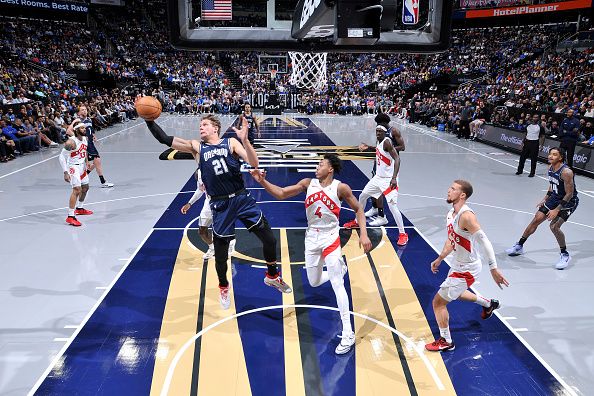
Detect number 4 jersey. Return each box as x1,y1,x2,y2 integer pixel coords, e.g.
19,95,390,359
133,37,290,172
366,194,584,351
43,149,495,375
198,138,244,197
305,179,342,232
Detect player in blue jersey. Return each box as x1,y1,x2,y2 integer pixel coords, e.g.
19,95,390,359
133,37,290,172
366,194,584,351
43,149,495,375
506,147,579,270
145,114,291,309
242,104,260,146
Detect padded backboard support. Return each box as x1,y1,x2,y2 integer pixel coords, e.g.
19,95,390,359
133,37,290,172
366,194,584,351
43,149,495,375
167,0,452,53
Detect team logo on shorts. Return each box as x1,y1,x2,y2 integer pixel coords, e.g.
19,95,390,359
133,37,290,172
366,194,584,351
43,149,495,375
402,0,419,25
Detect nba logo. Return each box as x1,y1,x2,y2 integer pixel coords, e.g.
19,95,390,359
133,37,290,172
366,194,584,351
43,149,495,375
402,0,419,25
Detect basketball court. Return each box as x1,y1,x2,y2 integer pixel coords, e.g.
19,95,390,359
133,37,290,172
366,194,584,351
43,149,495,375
1,114,593,395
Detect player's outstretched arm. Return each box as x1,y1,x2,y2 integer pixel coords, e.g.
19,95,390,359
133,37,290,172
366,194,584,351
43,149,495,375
250,169,309,200
145,120,196,154
230,116,258,168
462,211,510,289
339,183,372,252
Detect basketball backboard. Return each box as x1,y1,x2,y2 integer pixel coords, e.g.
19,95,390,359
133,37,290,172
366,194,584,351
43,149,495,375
167,0,453,53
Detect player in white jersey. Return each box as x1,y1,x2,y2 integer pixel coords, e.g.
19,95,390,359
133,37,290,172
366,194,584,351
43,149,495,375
344,124,408,246
250,154,372,355
426,180,509,352
181,169,236,259
59,121,94,227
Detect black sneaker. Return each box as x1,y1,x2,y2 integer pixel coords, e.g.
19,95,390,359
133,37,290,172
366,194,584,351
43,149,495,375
528,173,535,178
515,171,522,175
481,299,500,320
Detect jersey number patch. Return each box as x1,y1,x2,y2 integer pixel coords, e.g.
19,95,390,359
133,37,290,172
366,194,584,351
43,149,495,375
213,159,229,175
314,206,323,218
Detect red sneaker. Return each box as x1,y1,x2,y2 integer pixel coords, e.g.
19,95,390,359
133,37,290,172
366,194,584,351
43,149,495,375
66,216,82,227
343,219,359,229
481,299,500,320
74,208,94,216
425,337,455,352
397,233,409,246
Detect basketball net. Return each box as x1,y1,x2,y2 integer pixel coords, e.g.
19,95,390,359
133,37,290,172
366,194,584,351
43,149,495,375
288,52,328,91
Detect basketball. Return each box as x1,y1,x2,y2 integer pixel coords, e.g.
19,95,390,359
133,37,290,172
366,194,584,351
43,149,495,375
135,96,162,121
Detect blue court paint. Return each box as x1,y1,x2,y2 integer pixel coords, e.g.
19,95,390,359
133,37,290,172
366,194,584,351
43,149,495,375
392,228,562,395
232,258,287,396
35,230,182,395
35,117,566,396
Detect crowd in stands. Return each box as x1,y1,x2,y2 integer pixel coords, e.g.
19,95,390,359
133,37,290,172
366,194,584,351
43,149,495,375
1,8,594,164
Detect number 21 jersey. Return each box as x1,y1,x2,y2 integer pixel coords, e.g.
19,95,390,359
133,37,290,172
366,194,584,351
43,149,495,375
198,138,244,197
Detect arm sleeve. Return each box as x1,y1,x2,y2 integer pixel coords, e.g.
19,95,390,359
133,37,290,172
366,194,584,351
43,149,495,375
472,229,497,269
188,189,205,205
59,148,69,172
146,121,174,147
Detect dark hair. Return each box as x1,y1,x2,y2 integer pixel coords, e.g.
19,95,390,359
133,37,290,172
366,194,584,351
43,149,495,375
454,179,473,199
374,113,390,124
549,147,566,162
324,153,342,174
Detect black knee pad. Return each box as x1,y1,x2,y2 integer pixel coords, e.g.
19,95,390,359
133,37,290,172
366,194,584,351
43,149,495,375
252,218,277,262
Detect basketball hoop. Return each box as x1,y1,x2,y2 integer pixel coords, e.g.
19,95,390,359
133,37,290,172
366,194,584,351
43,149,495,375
288,52,328,91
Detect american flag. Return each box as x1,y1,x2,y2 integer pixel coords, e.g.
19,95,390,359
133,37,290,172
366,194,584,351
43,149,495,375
201,0,232,20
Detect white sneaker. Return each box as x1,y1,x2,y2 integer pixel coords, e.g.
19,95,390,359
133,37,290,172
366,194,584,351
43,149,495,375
49,141,59,147
228,239,236,256
505,243,524,256
203,244,215,260
364,207,378,217
555,253,571,270
219,286,231,310
101,182,114,188
369,216,388,226
264,274,293,293
335,333,355,355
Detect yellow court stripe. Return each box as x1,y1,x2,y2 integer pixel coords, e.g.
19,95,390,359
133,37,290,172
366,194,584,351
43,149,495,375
368,232,456,395
196,258,251,395
341,232,413,395
279,229,306,396
149,235,251,396
150,234,204,396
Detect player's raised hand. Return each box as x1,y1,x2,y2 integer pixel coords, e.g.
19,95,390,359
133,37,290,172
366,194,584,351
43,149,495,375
232,116,249,142
490,268,510,289
359,235,372,253
249,168,267,183
358,143,368,151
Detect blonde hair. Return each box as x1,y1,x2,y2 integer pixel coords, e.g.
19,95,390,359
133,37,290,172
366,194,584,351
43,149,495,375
202,114,221,135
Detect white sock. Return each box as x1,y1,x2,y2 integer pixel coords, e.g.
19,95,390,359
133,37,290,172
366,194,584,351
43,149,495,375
439,327,452,343
475,296,491,308
76,199,84,209
208,243,214,251
387,201,405,234
68,208,75,217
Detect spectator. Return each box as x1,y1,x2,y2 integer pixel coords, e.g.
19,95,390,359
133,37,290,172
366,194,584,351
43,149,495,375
559,109,580,168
